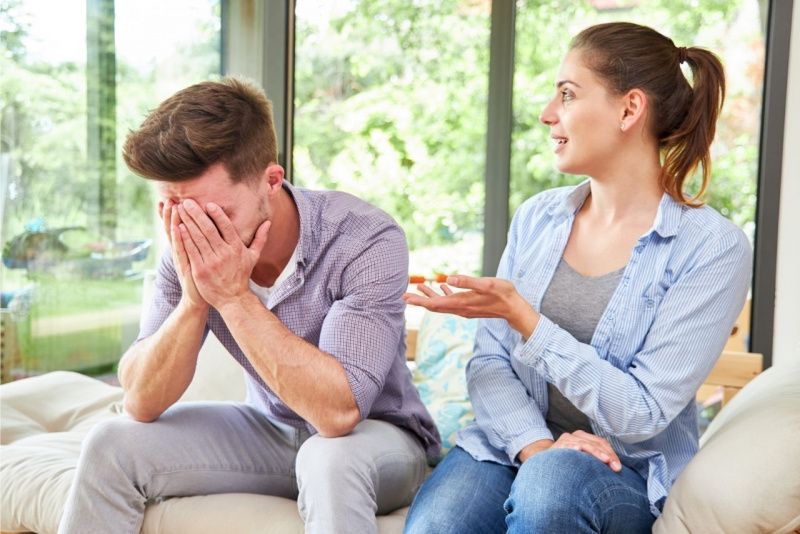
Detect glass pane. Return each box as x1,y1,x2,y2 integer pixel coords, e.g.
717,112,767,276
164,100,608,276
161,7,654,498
293,0,491,280
510,0,764,336
510,0,766,431
1,0,221,382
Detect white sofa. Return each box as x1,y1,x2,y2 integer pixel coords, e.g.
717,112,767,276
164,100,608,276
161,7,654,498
0,333,409,534
2,320,799,534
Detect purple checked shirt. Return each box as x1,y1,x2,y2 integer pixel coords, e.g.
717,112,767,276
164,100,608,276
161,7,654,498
137,180,441,458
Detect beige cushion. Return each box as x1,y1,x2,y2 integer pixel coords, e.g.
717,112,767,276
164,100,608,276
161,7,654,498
653,360,800,534
143,494,408,534
1,371,124,534
178,332,247,403
1,365,408,534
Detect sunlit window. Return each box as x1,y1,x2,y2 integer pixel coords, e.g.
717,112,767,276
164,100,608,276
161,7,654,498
0,0,221,382
293,0,491,279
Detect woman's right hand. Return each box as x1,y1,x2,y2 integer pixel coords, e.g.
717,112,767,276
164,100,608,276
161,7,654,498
403,275,540,338
550,430,622,472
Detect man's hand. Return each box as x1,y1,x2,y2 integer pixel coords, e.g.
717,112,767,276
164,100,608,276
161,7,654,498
403,275,540,338
550,430,622,472
175,199,271,309
159,200,207,312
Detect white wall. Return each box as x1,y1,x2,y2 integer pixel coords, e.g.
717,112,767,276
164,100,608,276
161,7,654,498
773,3,800,367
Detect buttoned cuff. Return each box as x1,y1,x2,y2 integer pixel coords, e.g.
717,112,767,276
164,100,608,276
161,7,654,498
516,314,557,370
506,427,555,466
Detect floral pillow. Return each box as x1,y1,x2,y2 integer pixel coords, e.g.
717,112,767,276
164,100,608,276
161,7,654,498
412,310,478,463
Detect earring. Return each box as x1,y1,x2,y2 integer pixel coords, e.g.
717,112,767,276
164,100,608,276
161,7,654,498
620,123,626,131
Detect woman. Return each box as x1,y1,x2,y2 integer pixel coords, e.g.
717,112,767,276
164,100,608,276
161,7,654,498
402,22,751,534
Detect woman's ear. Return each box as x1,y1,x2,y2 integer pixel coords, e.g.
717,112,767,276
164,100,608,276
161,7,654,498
619,88,648,132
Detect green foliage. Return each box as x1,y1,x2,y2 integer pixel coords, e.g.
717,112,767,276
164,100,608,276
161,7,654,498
295,0,763,273
294,0,490,259
1,1,221,270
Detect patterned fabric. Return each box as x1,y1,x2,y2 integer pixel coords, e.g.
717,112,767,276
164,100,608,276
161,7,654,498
457,180,752,516
413,311,478,463
137,180,441,458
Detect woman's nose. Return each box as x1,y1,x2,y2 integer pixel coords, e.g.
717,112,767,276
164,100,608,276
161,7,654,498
539,98,557,125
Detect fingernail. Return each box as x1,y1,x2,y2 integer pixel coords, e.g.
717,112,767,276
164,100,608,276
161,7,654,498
207,203,216,212
612,462,621,471
447,276,458,285
184,199,196,208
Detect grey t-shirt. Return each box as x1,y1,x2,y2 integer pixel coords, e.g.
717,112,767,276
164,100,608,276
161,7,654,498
540,259,624,440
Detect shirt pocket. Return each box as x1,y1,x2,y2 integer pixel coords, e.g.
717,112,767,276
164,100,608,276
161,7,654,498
606,290,664,368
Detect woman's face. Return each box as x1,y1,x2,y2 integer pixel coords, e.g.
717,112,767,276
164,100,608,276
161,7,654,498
539,49,625,178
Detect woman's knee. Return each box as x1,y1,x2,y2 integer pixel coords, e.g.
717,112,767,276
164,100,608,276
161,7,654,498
506,450,596,518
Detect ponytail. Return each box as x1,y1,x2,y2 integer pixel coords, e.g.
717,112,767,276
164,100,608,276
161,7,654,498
660,47,726,206
571,22,727,206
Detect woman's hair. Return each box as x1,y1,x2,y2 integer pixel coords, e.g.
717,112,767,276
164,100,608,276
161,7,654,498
123,76,278,184
570,22,726,206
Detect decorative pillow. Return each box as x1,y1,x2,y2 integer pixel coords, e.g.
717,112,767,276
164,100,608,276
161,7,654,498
653,360,800,534
412,311,478,463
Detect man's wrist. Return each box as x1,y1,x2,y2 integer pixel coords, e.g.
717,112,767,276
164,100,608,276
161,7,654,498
215,289,261,319
178,297,210,319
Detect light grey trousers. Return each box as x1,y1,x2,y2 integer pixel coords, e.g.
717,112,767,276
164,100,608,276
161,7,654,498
57,401,427,534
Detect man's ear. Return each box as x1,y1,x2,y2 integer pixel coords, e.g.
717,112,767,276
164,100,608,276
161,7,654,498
263,164,285,194
619,88,648,132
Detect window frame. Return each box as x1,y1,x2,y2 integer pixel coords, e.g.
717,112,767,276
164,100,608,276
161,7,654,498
231,0,793,368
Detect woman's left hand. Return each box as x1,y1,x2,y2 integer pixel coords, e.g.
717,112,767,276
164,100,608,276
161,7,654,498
403,275,540,338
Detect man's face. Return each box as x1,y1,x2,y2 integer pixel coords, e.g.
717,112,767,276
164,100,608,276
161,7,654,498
156,162,271,247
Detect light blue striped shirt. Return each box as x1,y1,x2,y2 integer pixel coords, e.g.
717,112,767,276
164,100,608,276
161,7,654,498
456,180,752,516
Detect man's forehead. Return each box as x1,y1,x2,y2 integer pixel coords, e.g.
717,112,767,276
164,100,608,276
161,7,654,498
156,183,235,213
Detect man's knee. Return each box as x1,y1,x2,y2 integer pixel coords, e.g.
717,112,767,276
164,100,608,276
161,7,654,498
296,433,372,487
82,416,141,457
79,415,161,479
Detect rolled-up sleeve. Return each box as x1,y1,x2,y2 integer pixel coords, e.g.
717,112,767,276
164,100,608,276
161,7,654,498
317,225,409,419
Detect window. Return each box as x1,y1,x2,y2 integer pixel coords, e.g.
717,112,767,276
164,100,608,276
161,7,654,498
0,0,221,382
509,0,766,354
510,0,765,246
292,0,491,278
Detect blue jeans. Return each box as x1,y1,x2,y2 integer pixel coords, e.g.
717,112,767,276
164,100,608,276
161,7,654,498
404,446,655,534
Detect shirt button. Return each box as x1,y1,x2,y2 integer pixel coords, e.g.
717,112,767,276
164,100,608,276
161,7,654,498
646,299,655,308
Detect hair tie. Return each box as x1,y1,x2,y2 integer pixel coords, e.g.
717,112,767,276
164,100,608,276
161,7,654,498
678,46,689,64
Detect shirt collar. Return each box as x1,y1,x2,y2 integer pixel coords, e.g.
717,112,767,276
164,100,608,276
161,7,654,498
280,179,310,267
651,192,683,238
548,179,592,223
547,179,683,238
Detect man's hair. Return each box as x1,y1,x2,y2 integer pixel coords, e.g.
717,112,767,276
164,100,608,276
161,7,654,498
123,76,278,184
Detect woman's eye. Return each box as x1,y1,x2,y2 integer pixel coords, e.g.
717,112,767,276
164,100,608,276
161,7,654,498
561,90,573,102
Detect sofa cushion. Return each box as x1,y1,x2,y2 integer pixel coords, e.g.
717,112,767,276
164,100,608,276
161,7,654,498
142,493,408,534
413,311,477,461
653,360,800,534
1,371,124,534
0,370,409,534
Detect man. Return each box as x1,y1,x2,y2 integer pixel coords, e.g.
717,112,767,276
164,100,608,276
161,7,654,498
58,77,440,534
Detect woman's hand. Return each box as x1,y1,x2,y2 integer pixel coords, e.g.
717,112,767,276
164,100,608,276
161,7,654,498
402,275,540,338
551,430,622,472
